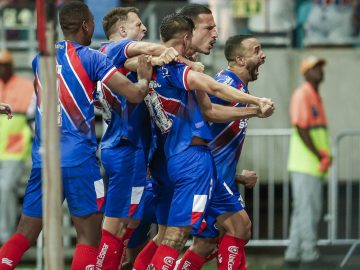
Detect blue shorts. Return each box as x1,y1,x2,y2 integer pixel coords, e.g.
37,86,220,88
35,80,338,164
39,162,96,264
149,146,174,225
192,180,245,238
166,146,215,231
23,156,105,217
102,141,147,219
127,180,156,248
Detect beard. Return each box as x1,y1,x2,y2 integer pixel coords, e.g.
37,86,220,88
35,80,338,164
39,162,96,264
246,61,258,82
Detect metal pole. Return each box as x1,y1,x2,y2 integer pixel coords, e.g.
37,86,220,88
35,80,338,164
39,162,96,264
37,0,63,269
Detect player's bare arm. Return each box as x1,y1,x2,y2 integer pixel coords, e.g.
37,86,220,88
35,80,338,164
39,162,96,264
126,41,167,58
124,47,179,70
187,69,274,110
105,55,152,103
196,90,260,123
296,126,322,160
0,102,13,119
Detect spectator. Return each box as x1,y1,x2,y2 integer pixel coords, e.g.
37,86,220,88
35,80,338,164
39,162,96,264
285,56,331,267
248,0,295,33
304,0,353,46
0,49,35,245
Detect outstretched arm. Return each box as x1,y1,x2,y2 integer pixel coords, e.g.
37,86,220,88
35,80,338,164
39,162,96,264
196,90,266,123
126,41,167,58
187,70,274,113
125,47,179,71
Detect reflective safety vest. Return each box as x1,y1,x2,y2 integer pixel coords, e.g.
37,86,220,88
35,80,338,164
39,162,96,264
0,114,32,160
0,75,34,161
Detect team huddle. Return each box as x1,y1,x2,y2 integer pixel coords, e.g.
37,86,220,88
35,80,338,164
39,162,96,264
0,1,275,270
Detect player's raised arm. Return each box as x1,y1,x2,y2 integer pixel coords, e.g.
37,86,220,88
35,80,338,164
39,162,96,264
187,69,274,113
105,55,152,103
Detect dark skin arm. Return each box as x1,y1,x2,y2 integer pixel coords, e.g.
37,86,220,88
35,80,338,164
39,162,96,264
297,126,321,160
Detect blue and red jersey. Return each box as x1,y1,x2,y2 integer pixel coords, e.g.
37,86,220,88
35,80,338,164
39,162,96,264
146,62,212,159
98,38,151,150
209,69,250,190
31,40,116,168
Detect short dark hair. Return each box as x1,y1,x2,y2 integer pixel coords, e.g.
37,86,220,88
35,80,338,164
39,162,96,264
224,35,254,62
178,4,212,24
159,13,194,43
102,7,140,39
59,1,91,35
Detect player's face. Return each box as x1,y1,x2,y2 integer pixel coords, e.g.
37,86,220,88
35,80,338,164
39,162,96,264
242,38,266,82
125,12,147,41
191,14,217,55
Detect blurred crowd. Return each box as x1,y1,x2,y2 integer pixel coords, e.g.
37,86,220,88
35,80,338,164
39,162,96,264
0,0,360,47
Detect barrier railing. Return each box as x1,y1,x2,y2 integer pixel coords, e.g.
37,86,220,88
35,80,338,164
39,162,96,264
27,128,360,268
329,130,360,267
239,129,293,246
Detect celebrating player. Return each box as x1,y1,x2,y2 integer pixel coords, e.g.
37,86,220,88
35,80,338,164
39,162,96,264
0,2,152,269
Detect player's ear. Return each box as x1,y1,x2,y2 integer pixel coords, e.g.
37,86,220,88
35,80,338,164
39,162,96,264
119,25,127,37
82,21,88,32
236,56,245,66
182,33,191,48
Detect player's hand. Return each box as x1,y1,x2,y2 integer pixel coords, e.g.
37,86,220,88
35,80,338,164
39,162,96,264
258,98,275,115
256,103,275,118
235,170,258,188
189,62,205,73
0,103,13,119
319,150,331,173
177,55,204,73
154,47,179,66
137,54,153,82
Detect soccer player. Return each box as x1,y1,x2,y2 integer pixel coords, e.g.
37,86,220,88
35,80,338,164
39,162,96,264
174,5,273,270
0,2,152,269
94,7,179,270
133,5,274,269
136,13,273,270
177,35,268,270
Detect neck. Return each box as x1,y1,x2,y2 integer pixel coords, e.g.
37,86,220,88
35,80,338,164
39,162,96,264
163,40,185,56
228,65,248,85
308,80,319,92
109,33,123,42
1,73,13,84
63,34,86,46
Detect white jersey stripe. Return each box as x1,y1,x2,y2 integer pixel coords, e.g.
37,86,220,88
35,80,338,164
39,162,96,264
64,42,92,103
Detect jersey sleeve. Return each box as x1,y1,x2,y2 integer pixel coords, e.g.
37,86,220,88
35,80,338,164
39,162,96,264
209,74,233,106
290,89,310,128
90,49,117,84
166,63,191,91
107,38,135,68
